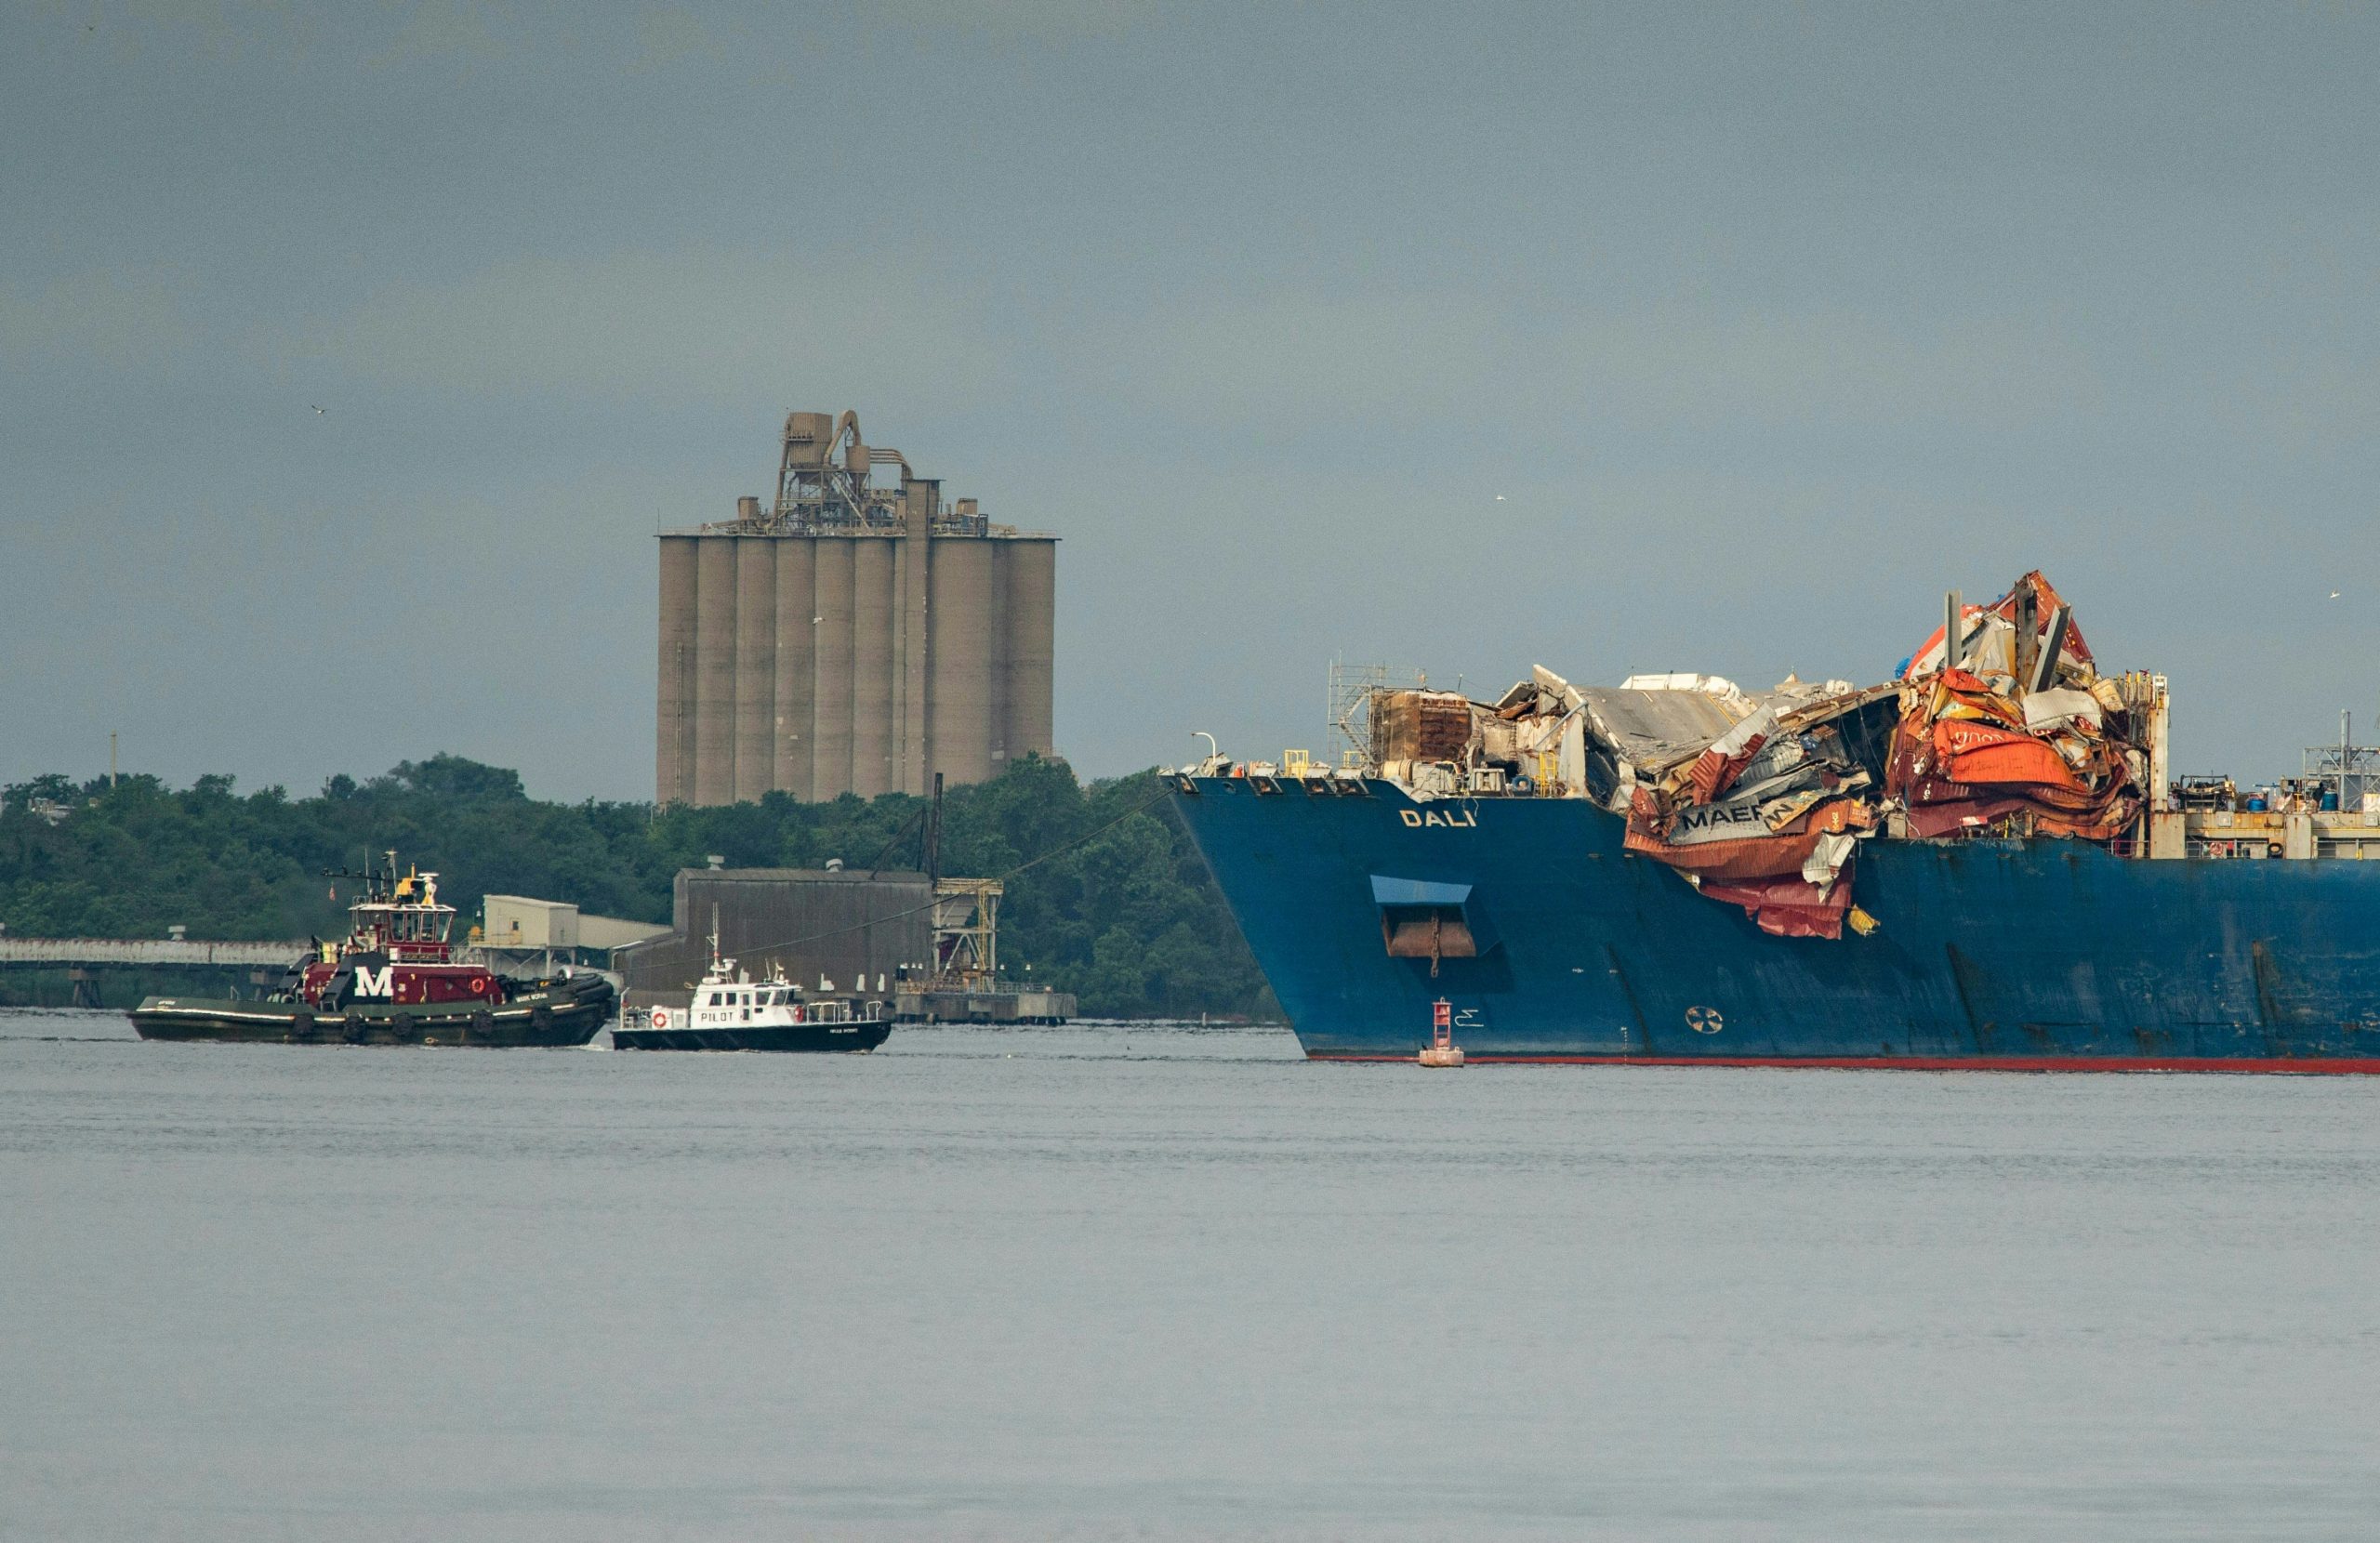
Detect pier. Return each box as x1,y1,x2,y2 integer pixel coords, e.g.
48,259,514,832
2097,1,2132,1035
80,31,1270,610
0,939,302,1007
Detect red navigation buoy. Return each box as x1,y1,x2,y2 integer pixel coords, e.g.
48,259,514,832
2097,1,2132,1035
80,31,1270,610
1419,997,1464,1067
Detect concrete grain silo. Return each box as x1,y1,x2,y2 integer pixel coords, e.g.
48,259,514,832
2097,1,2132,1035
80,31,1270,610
654,410,1058,806
655,535,699,804
852,537,896,797
733,537,776,803
926,533,996,787
770,537,815,799
1000,537,1056,771
809,536,856,799
693,537,737,807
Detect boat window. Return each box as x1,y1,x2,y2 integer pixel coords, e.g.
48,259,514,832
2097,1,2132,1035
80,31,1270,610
707,992,723,1006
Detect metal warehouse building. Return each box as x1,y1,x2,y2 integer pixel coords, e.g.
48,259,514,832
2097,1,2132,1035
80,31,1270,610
614,866,932,1007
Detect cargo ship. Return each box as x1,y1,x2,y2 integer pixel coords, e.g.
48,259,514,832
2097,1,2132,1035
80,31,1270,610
1170,574,2380,1071
130,854,615,1047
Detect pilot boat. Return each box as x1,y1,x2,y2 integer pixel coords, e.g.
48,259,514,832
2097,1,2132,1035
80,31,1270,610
613,925,892,1052
128,852,615,1047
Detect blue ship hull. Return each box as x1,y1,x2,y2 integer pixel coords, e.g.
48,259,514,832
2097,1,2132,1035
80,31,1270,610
1172,777,2380,1071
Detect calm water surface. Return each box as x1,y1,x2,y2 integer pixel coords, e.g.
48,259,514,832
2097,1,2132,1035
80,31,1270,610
2,1008,2374,1540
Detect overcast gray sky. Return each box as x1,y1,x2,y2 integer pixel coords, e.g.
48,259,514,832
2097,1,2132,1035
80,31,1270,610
5,1,2375,801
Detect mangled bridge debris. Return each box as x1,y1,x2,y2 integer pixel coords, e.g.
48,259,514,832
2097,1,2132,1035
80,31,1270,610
1349,571,2173,940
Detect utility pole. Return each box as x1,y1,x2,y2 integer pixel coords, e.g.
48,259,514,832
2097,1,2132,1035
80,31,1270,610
925,772,944,885
109,732,117,789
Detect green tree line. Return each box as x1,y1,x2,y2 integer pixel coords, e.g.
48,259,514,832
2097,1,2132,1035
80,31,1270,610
0,756,1274,1020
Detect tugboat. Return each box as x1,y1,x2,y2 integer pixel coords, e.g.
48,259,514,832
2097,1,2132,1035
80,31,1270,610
613,921,892,1052
129,852,615,1047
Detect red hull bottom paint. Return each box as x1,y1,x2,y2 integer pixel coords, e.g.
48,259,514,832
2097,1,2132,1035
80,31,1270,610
1308,1052,2380,1075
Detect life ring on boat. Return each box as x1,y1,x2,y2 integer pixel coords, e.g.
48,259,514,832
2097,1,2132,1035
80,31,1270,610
469,975,488,994
649,1008,669,1029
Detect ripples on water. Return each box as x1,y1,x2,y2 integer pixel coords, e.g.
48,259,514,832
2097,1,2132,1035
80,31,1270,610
2,1008,2374,1540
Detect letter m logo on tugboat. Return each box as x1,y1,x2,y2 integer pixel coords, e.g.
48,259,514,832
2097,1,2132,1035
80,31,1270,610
353,963,394,998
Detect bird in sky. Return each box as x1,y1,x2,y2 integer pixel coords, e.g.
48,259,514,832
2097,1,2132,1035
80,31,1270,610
310,404,326,415
1494,494,1506,501
2330,590,2342,600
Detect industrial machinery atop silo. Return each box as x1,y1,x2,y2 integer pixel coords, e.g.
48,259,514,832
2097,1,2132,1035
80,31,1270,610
656,410,1057,805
